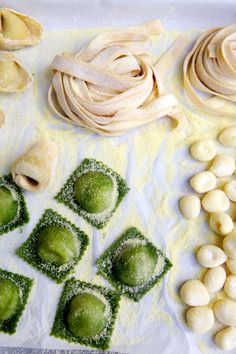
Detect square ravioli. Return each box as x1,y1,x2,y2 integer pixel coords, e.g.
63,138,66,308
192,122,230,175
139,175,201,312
97,227,172,301
0,174,29,235
16,209,89,283
51,278,121,350
0,268,33,334
55,159,129,229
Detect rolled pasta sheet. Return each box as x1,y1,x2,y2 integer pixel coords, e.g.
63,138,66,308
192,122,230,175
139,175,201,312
183,24,236,115
11,140,58,192
48,20,183,136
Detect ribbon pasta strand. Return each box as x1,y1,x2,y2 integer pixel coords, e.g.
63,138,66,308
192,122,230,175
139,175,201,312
48,20,183,136
183,24,236,116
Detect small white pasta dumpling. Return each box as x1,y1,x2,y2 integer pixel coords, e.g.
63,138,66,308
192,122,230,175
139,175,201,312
215,327,236,351
190,139,216,162
219,125,236,147
202,189,230,213
214,299,236,326
209,212,233,236
180,280,209,306
197,244,227,268
224,180,236,202
210,155,235,177
179,195,201,219
186,306,214,334
223,230,236,259
224,275,236,300
203,266,226,293
189,171,216,193
227,258,236,275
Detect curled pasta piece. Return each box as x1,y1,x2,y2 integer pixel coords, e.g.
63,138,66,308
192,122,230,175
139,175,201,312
0,8,43,50
48,20,183,136
183,24,236,116
11,140,58,192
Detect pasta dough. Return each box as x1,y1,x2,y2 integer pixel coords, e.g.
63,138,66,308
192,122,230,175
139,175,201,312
48,20,184,136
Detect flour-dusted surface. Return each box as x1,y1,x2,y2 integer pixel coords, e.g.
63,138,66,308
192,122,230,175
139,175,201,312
0,1,236,354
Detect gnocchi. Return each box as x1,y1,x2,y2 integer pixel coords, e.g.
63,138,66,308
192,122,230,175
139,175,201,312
186,306,214,334
226,258,236,275
210,155,235,177
214,299,236,326
215,327,236,351
180,280,209,306
223,230,236,259
209,212,233,236
219,125,236,147
179,195,201,219
223,180,236,202
203,266,226,293
189,171,216,194
197,244,227,268
202,190,230,213
190,140,216,162
224,275,236,300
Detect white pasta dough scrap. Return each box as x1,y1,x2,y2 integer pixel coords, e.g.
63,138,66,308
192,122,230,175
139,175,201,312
183,25,236,117
197,244,227,268
11,140,58,192
189,171,216,193
179,195,201,219
224,275,236,300
219,126,236,147
190,140,216,162
224,180,236,202
203,266,226,293
180,280,209,306
215,327,236,351
48,20,185,136
209,212,233,236
202,189,230,213
210,155,235,177
186,306,214,334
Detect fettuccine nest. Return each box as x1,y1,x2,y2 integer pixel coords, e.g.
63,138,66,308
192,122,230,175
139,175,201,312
184,24,236,115
48,20,183,136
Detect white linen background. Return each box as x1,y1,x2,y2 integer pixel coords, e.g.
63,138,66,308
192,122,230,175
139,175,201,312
0,1,235,354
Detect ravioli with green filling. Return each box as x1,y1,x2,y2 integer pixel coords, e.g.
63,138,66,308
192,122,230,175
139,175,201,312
51,279,120,350
55,159,129,229
0,268,33,334
97,227,172,301
16,209,89,283
0,175,29,235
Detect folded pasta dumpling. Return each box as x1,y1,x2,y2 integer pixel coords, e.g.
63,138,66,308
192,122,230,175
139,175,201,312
0,8,43,50
0,52,32,92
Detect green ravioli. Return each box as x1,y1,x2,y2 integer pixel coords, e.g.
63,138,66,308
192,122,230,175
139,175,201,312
113,244,157,287
0,268,33,334
51,279,120,350
0,175,29,236
16,209,89,283
74,171,114,213
67,293,106,337
55,159,129,229
97,227,172,301
38,226,78,266
0,279,19,321
0,187,18,227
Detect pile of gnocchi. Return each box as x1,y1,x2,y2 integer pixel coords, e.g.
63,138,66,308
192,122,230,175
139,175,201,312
179,125,236,351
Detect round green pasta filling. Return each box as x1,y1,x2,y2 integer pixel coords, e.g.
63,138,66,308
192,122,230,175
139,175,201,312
37,226,78,266
113,244,157,287
74,171,114,213
0,186,18,227
67,293,107,337
0,278,19,321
